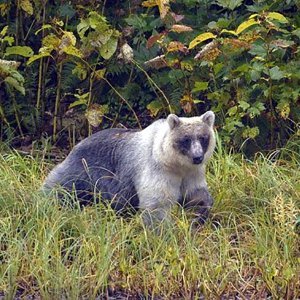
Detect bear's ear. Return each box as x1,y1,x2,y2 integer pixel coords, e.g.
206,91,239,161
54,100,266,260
167,114,181,129
201,111,215,128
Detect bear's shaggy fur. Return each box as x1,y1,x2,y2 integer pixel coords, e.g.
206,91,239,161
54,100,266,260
43,111,216,225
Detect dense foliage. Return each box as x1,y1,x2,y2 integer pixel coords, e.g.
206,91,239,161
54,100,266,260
0,0,299,153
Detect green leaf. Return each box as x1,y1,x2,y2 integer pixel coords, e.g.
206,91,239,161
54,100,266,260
0,105,5,120
20,0,33,15
74,92,89,101
69,99,87,109
276,99,290,119
193,99,204,104
147,100,164,117
292,28,300,39
168,69,185,84
77,18,90,39
35,24,52,35
215,0,243,10
269,66,284,81
62,45,83,58
189,32,216,49
58,3,76,18
234,64,249,73
267,12,288,23
216,18,232,29
3,36,14,46
27,52,51,65
4,76,25,95
248,102,265,118
100,36,118,59
192,81,209,93
89,12,108,31
9,69,25,83
4,46,33,57
255,102,265,111
0,25,8,37
238,100,250,111
77,12,110,42
125,14,147,29
72,64,87,81
90,30,113,47
242,126,259,139
250,70,260,82
228,106,238,116
249,41,267,58
213,63,224,75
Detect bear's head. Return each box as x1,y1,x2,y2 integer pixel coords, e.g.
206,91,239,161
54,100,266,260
166,111,216,167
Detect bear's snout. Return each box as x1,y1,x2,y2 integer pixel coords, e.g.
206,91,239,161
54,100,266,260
192,155,204,164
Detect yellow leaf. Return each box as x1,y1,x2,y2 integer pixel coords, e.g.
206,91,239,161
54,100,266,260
189,32,216,49
249,14,258,19
236,19,259,35
0,25,8,37
142,0,169,19
267,12,288,23
0,4,9,17
147,100,164,117
42,34,61,50
93,68,106,80
167,41,187,53
20,0,33,15
171,24,193,33
55,20,64,27
158,0,170,19
141,0,157,7
180,61,193,71
220,29,237,36
27,52,51,65
62,45,83,58
62,31,76,46
85,104,108,127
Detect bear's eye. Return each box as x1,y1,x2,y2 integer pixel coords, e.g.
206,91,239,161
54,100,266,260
180,137,191,148
199,135,209,147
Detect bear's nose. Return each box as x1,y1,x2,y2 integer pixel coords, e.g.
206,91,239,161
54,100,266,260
193,155,203,164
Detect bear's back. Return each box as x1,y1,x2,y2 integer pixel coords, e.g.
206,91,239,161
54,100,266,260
43,128,141,209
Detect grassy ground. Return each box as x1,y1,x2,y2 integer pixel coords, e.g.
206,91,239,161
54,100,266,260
0,142,299,299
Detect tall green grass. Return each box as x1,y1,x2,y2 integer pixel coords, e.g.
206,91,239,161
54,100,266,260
0,146,299,299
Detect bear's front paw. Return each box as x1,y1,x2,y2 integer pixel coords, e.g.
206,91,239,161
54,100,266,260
182,188,214,226
192,206,211,225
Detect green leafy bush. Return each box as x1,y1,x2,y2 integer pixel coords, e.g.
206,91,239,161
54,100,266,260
0,0,299,153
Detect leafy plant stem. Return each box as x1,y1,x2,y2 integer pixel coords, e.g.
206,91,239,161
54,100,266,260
101,0,107,15
132,59,173,113
15,0,19,46
53,62,63,142
12,92,23,137
103,78,142,129
24,19,36,41
269,80,275,148
36,2,47,119
36,59,43,110
87,76,94,108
